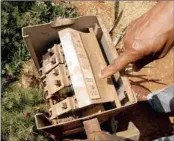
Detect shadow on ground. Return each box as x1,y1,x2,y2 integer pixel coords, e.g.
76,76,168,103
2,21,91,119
116,102,174,141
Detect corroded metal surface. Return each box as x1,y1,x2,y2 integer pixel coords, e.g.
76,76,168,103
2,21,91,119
40,44,65,76
59,28,101,107
41,27,123,124
22,16,137,139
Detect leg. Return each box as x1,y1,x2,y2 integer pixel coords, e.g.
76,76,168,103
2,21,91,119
147,84,174,113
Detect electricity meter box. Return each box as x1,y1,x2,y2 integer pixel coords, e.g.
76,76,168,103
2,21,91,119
22,16,137,137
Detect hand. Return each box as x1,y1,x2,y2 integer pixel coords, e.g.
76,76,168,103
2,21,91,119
100,1,174,78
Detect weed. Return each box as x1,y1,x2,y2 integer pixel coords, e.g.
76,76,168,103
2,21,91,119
1,1,78,91
1,1,78,140
1,82,47,141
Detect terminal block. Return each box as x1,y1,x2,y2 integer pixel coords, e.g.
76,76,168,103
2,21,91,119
22,16,137,138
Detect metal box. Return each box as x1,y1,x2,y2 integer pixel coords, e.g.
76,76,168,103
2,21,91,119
22,16,137,137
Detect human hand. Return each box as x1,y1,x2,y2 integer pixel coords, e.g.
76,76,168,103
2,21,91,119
100,1,174,78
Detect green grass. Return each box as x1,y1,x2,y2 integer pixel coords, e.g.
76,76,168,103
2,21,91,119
1,82,47,141
1,1,78,140
1,1,78,92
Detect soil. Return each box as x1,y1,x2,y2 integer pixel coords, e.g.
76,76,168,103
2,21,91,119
20,59,41,88
70,1,174,140
71,1,174,91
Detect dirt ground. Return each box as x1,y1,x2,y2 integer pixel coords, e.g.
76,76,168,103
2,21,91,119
71,1,174,92
70,1,174,140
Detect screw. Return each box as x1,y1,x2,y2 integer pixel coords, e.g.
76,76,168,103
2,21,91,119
39,68,42,75
55,80,61,87
53,69,59,76
61,102,67,109
51,57,56,64
43,80,46,86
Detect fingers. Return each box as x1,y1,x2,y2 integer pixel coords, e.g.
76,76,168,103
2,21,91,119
158,37,174,58
100,52,137,78
133,54,157,71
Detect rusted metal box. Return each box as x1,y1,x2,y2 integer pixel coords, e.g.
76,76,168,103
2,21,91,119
22,16,137,137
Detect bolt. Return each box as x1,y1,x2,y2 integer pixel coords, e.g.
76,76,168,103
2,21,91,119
74,98,77,103
61,102,67,109
39,68,42,75
43,81,46,86
53,69,59,76
55,80,61,87
43,80,46,87
48,48,54,56
68,75,71,83
51,57,56,64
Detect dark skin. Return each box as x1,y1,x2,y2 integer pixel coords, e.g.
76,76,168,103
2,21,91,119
100,1,174,79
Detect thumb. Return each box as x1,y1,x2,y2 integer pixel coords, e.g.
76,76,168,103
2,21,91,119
99,52,137,78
